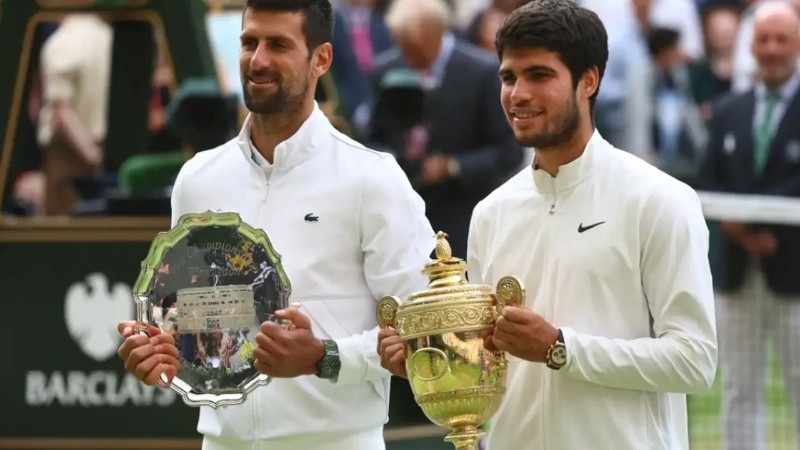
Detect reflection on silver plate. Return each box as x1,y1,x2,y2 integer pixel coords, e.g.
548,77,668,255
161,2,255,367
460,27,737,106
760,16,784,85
132,211,291,408
175,285,256,333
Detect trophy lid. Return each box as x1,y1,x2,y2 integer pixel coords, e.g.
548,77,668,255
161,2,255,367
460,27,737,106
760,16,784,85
377,231,525,332
420,231,469,290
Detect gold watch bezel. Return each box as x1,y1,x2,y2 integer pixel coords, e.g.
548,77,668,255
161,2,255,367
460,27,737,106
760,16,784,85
546,340,567,370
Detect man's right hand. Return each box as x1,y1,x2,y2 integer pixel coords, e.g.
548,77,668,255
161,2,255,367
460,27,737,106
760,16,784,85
378,327,408,379
720,221,779,257
117,321,179,387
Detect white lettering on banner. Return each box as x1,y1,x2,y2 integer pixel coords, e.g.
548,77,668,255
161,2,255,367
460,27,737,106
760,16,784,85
25,371,177,407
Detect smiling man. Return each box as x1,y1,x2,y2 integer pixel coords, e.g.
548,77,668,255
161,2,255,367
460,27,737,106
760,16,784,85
377,0,718,448
473,1,717,448
116,1,435,449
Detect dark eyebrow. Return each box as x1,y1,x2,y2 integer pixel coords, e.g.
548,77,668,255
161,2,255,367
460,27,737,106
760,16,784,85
522,65,557,76
239,31,294,46
265,36,294,45
499,64,557,78
498,68,514,78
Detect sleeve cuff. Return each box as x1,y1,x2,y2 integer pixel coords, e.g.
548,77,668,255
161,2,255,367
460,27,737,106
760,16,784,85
330,335,369,385
559,326,578,373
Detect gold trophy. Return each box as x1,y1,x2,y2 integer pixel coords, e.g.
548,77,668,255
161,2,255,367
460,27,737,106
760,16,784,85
377,232,524,450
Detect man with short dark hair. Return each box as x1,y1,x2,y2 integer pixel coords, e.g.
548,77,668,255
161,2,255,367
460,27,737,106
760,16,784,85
367,0,524,260
116,1,435,449
379,1,717,448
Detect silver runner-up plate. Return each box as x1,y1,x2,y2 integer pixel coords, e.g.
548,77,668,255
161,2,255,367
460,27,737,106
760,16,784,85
132,211,291,408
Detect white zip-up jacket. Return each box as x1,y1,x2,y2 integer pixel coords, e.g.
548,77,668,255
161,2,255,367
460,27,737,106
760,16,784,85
170,104,435,449
467,131,717,450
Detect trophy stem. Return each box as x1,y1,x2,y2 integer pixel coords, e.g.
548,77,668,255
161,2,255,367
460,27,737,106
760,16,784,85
443,425,484,450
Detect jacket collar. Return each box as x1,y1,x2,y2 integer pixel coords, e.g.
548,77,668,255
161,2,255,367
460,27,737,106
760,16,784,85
755,70,800,104
236,102,329,172
531,129,609,194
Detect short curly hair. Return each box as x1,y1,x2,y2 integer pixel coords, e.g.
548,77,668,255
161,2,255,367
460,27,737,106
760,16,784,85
495,0,608,109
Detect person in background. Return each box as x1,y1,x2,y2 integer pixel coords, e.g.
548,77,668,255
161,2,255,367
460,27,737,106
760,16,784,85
464,0,525,53
330,0,392,135
731,0,800,91
698,3,800,449
690,5,740,122
367,0,523,259
37,14,112,215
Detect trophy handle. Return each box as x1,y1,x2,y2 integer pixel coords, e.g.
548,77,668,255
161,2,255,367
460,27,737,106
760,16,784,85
376,296,401,328
495,276,525,310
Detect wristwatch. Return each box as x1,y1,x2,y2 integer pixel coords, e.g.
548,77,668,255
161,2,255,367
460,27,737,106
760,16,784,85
545,329,567,370
316,339,341,379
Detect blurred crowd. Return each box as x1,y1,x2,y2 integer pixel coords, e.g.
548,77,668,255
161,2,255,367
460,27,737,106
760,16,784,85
8,12,181,217
9,0,796,223
325,0,794,189
6,0,800,254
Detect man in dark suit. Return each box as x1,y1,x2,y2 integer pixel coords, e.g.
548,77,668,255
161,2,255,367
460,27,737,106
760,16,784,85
367,0,524,259
697,3,800,449
330,0,392,133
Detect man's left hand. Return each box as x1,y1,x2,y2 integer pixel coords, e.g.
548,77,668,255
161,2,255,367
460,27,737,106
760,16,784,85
421,155,454,185
492,306,559,363
754,230,778,257
254,307,324,378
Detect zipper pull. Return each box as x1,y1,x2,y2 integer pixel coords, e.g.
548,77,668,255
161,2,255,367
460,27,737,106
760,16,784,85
549,201,556,215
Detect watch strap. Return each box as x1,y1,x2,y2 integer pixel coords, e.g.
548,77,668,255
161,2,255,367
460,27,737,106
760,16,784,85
316,339,341,379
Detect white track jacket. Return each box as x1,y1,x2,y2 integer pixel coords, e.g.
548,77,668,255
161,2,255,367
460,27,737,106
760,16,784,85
468,131,717,450
170,104,434,450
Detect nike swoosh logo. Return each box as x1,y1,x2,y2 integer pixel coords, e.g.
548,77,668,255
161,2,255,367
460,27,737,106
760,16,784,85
578,221,605,233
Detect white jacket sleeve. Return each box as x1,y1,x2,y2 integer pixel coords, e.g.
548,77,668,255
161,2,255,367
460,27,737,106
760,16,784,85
467,202,487,286
561,183,718,394
169,163,188,227
333,155,435,385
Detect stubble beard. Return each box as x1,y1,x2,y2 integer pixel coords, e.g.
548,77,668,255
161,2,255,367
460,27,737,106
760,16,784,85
242,78,309,116
515,94,580,149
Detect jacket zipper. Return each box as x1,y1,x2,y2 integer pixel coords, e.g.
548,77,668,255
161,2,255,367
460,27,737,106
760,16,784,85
256,167,272,224
263,172,271,201
544,178,554,447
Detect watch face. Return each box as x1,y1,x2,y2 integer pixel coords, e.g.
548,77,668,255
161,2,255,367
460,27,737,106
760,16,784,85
317,340,341,379
552,345,567,365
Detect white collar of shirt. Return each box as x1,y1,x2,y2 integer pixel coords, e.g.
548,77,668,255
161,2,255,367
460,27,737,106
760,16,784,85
237,101,327,176
249,135,273,178
420,32,456,90
753,69,800,134
755,69,800,103
531,129,608,194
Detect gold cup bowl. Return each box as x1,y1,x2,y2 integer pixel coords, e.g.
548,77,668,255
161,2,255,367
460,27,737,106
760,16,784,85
377,232,525,450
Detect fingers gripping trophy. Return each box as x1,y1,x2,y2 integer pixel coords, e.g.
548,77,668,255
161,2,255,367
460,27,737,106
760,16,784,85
377,232,524,450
